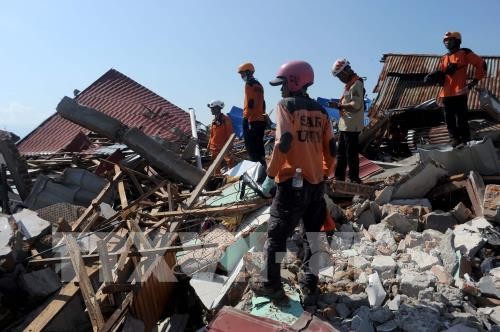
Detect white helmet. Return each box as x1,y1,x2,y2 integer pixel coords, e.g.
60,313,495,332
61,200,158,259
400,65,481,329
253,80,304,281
207,100,224,109
331,58,350,76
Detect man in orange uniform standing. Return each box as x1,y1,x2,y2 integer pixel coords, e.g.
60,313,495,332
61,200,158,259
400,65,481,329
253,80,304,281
426,31,487,147
207,100,234,174
251,61,336,305
237,63,267,176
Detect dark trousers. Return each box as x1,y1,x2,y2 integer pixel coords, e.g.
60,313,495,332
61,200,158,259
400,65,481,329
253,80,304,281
335,131,361,183
264,180,326,291
242,119,266,163
443,94,471,143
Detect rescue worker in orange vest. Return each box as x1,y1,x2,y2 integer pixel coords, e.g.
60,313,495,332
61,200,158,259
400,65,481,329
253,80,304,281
207,100,234,174
425,31,487,148
250,61,336,305
237,62,267,176
329,58,364,184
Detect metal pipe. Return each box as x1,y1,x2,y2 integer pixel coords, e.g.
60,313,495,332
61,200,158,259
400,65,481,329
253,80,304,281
188,107,203,169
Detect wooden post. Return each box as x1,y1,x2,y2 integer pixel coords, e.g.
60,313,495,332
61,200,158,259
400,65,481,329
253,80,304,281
64,234,105,331
185,133,235,208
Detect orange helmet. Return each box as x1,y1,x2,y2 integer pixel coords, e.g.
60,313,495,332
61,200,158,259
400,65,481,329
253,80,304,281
443,31,462,41
238,62,255,73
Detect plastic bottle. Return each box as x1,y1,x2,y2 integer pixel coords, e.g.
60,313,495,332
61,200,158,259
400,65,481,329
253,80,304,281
292,168,303,189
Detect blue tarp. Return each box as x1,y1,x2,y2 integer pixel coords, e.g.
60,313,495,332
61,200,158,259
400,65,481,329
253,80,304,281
316,97,372,126
227,106,244,138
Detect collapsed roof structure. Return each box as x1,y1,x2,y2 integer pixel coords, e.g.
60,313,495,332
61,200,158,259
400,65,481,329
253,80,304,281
0,56,499,331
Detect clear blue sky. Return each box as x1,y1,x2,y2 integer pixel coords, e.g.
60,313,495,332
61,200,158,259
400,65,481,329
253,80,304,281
1,0,500,138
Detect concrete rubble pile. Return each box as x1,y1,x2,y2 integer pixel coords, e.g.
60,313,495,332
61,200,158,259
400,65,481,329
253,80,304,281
0,92,498,332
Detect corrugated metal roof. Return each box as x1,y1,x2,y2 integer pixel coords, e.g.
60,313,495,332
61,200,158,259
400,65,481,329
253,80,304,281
18,69,192,156
370,53,500,117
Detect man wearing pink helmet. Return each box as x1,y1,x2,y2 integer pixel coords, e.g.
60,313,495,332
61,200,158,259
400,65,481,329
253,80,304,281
251,61,336,305
330,58,364,184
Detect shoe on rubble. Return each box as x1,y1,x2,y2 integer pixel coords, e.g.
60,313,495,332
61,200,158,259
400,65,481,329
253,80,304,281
250,279,286,300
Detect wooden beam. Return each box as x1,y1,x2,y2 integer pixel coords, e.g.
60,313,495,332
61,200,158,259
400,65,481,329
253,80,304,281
101,292,133,332
103,180,167,226
115,165,128,209
72,170,123,231
64,234,105,331
29,243,218,266
25,230,128,332
151,201,263,219
185,133,235,208
167,183,174,212
97,240,115,306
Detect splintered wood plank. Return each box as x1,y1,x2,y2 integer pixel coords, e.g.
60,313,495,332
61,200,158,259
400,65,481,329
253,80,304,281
185,133,235,208
115,165,128,209
64,234,105,331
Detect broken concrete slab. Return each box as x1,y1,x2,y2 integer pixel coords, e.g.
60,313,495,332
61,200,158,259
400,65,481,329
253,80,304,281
349,256,370,270
451,202,474,224
20,267,62,300
366,272,386,308
13,209,51,241
490,306,500,325
453,229,487,259
435,285,463,307
438,229,458,276
408,249,440,271
374,186,394,205
0,215,12,257
357,202,382,229
391,161,448,200
478,275,500,299
371,256,397,280
423,211,458,233
383,212,417,234
430,265,453,285
418,138,500,176
483,184,500,222
395,303,442,332
400,271,436,298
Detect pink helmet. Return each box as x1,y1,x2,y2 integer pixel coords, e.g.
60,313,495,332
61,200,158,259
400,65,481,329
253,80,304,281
331,58,350,76
270,60,314,92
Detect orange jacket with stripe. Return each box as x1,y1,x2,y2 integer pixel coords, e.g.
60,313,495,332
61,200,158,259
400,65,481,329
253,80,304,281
267,96,336,184
243,78,266,122
439,48,487,98
208,114,233,154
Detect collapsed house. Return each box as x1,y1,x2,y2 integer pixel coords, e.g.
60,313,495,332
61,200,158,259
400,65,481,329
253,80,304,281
0,54,499,332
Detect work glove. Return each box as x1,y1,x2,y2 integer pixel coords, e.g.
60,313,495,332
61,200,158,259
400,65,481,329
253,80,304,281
260,176,276,198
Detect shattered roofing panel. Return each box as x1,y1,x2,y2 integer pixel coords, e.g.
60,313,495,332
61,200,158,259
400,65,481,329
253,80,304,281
18,69,192,156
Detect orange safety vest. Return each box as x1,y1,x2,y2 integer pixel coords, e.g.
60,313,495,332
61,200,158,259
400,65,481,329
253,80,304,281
243,79,266,122
439,48,486,98
208,114,233,154
267,96,336,184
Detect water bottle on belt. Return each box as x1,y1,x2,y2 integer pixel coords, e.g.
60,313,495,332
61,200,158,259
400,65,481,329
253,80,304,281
292,168,303,190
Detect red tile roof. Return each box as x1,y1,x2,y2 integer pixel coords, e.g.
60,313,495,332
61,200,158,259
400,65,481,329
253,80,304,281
18,69,192,155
